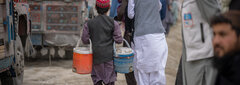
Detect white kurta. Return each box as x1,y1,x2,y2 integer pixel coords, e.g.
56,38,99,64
128,0,168,84
133,33,168,85
133,33,168,72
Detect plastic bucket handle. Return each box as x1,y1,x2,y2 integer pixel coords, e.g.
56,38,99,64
76,39,92,53
113,39,132,57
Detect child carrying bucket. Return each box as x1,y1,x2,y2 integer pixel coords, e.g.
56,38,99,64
81,0,123,84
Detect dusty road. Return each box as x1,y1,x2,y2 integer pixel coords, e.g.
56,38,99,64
165,21,182,85
23,20,182,85
23,59,127,85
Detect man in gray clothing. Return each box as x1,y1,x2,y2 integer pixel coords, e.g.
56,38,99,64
128,0,168,84
175,0,221,85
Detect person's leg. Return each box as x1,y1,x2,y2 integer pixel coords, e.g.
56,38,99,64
184,58,218,85
92,61,117,85
148,35,168,85
105,82,115,85
175,57,183,85
182,47,206,85
91,63,105,85
134,69,139,85
103,60,117,84
125,71,137,85
94,80,103,85
181,49,187,85
134,70,150,85
184,60,204,85
203,58,217,85
149,70,166,85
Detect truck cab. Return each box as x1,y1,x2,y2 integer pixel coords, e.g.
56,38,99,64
0,0,30,84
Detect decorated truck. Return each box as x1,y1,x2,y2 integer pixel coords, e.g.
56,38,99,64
0,0,93,84
0,0,31,84
27,0,93,60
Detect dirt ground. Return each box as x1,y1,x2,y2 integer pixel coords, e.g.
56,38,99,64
165,20,182,85
23,20,182,85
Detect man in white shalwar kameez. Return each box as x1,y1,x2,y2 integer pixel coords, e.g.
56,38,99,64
128,0,168,85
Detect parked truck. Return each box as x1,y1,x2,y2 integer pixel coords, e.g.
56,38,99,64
27,0,92,60
0,0,31,84
0,0,93,84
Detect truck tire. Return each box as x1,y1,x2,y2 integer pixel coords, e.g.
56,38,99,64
1,77,14,85
0,70,23,85
0,71,14,85
12,72,23,85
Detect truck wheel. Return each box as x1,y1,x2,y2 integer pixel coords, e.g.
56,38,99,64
0,71,14,85
12,72,23,85
1,77,14,85
0,71,23,85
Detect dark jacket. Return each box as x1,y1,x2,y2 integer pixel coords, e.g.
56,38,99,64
229,0,240,10
215,53,240,85
82,15,123,65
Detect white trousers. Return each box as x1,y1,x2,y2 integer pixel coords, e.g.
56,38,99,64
134,69,166,85
133,33,168,85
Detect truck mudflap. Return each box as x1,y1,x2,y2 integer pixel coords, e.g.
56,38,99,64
13,35,24,76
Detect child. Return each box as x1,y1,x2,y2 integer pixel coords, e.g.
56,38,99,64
81,0,123,85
